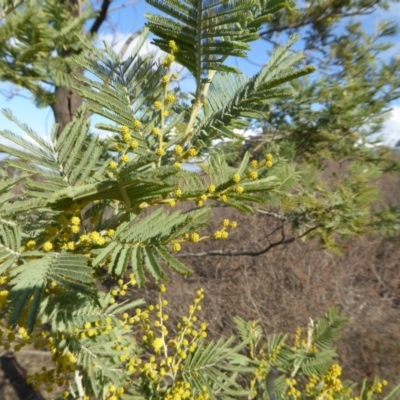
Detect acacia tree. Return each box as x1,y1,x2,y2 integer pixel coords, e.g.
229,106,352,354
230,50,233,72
0,0,399,399
1,0,399,247
0,0,115,131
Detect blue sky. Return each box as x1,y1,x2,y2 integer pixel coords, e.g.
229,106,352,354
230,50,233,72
0,0,399,149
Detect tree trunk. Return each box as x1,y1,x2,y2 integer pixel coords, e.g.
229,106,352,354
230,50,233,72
51,85,83,133
51,0,83,134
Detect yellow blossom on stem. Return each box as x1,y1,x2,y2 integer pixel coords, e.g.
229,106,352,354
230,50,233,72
156,147,166,156
109,160,118,170
152,337,164,353
43,242,53,252
26,240,36,250
106,229,115,238
169,40,179,53
123,133,132,143
152,127,160,136
174,145,183,155
232,174,241,183
190,233,200,242
121,126,129,135
166,93,176,103
162,54,175,67
70,225,80,234
213,231,222,239
70,216,80,226
188,148,198,157
121,154,129,163
173,162,182,169
264,160,273,168
133,120,142,129
235,186,244,194
172,242,181,252
172,72,179,79
247,171,258,180
250,160,258,169
130,140,139,149
208,184,216,193
154,100,162,109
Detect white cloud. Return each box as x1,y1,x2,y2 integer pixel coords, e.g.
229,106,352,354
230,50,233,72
96,31,161,61
95,31,193,93
380,105,400,146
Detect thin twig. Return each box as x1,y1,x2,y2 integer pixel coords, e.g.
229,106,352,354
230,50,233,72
89,0,112,35
177,225,320,258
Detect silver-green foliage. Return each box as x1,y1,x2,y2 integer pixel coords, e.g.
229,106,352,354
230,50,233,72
0,0,362,397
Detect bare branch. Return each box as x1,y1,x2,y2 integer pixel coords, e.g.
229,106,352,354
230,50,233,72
177,225,320,258
89,0,112,35
260,4,378,37
0,0,23,22
118,28,145,60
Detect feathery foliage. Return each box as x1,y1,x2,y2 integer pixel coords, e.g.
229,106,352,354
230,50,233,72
0,0,399,399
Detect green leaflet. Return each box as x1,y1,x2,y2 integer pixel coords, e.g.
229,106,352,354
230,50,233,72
156,245,191,276
131,245,145,287
6,252,95,330
144,246,166,281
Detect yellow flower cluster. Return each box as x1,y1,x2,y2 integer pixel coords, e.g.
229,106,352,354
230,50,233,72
169,40,179,54
174,144,183,155
267,342,283,363
190,232,200,242
213,219,237,240
172,242,181,252
109,160,118,170
133,286,207,388
187,147,198,157
294,326,302,348
208,184,216,193
43,241,53,252
234,186,244,194
120,126,130,135
79,230,106,247
121,154,129,163
0,289,9,308
250,159,258,169
25,239,36,250
264,153,273,168
247,171,258,180
156,147,166,156
286,378,301,398
123,132,132,143
232,173,241,183
166,93,176,103
162,54,175,67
